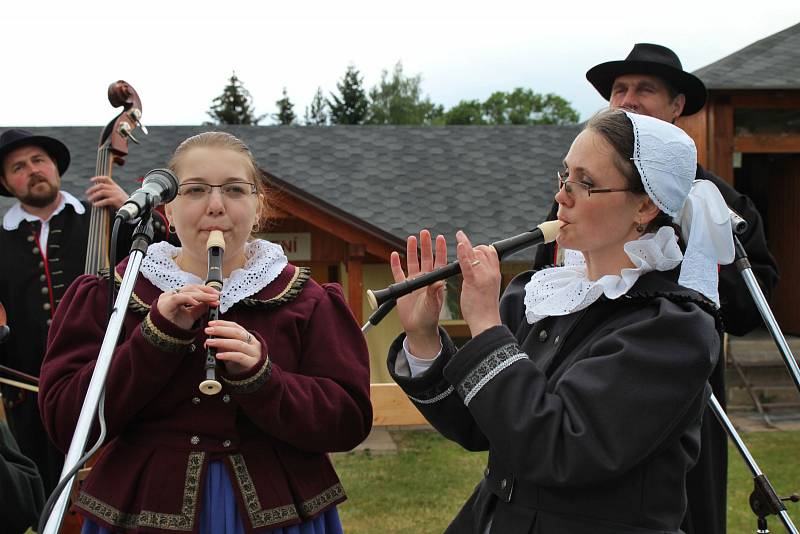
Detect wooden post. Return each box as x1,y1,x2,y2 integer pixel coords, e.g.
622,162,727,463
708,97,735,184
677,107,709,168
346,244,365,324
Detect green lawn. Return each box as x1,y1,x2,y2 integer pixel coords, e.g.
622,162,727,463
332,429,800,534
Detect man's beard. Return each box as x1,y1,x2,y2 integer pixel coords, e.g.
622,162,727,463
20,180,59,208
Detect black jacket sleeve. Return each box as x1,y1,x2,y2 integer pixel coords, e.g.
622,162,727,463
0,421,45,534
698,167,779,335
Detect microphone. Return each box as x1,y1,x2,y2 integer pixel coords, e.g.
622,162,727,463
728,207,748,235
115,168,179,222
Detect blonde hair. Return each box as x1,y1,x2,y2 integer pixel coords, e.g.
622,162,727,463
168,131,270,231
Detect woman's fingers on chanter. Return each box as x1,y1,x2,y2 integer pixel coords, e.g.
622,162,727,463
390,251,407,283
420,230,435,272
406,234,420,278
434,234,448,269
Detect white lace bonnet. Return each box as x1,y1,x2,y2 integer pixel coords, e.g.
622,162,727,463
624,110,734,305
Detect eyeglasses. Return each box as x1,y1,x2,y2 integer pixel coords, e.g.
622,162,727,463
557,171,631,197
177,182,257,200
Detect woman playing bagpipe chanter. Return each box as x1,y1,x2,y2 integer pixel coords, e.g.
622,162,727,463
387,109,735,534
39,132,372,534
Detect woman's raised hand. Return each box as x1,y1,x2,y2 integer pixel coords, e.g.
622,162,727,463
389,230,448,358
156,284,220,331
455,230,502,337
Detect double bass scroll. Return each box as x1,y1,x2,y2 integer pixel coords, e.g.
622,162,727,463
84,81,148,276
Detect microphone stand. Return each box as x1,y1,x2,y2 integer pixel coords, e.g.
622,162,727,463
41,215,155,534
720,224,799,532
732,235,800,395
709,394,799,533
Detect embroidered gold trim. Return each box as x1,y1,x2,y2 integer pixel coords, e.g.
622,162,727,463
300,482,346,517
115,270,151,312
270,266,303,301
140,313,194,353
221,357,272,393
75,451,204,531
241,267,310,309
229,454,300,527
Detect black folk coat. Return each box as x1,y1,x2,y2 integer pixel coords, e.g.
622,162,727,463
388,269,720,534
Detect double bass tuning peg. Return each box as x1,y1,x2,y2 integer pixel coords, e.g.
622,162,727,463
129,108,149,135
118,121,141,144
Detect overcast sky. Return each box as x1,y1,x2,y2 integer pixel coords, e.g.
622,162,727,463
2,0,797,127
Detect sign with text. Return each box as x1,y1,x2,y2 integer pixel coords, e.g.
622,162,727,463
263,233,311,260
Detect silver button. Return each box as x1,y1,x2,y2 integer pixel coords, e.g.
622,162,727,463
46,319,52,327
189,344,196,352
500,478,507,489
553,335,560,345
192,397,201,405
190,435,200,445
222,394,231,403
538,330,548,342
40,274,46,282
32,247,40,255
43,303,51,311
222,440,231,448
27,235,34,242
41,287,49,295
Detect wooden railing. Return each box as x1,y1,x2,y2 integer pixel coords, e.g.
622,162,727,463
370,383,428,426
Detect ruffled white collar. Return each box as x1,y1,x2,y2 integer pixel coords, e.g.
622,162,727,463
2,191,85,230
523,227,683,324
140,239,288,313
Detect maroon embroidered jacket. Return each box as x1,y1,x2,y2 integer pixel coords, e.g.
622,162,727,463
39,259,372,534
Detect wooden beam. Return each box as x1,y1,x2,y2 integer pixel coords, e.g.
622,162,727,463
734,134,800,154
728,92,800,109
371,383,428,426
677,109,709,168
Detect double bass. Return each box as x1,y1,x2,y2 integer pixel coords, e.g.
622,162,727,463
85,80,148,274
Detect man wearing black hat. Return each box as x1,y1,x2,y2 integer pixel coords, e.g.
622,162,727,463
535,44,779,534
0,128,132,497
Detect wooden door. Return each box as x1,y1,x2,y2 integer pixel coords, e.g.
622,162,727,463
768,156,800,334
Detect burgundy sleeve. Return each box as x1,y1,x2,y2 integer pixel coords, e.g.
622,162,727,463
226,284,373,453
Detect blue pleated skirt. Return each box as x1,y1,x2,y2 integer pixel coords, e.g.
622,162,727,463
81,461,344,534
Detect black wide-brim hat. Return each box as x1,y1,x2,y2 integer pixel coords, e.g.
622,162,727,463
586,43,708,116
0,128,71,197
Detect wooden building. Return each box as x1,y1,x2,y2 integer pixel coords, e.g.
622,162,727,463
678,21,800,333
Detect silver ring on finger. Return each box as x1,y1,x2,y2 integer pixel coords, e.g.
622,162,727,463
470,259,481,267
244,332,252,344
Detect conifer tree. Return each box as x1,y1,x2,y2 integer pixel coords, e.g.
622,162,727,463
304,87,329,125
274,87,296,125
207,72,265,125
328,65,369,125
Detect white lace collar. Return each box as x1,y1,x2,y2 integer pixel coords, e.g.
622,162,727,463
140,239,288,313
523,226,683,324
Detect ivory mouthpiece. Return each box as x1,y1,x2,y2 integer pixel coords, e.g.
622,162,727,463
206,230,226,250
537,220,563,244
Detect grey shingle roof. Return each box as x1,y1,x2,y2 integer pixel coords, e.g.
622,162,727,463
693,22,800,90
0,125,578,259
